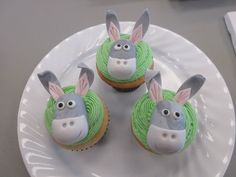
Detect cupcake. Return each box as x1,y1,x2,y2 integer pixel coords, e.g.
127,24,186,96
131,70,205,154
96,9,153,91
38,63,109,151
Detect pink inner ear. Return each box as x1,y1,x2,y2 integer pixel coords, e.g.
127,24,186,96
76,73,89,96
131,24,143,44
108,22,120,41
149,79,162,102
48,82,64,100
175,88,191,104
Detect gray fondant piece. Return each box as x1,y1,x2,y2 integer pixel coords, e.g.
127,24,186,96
176,74,206,99
109,40,135,59
37,69,91,145
151,100,185,130
37,71,61,94
106,10,120,34
78,63,94,87
145,70,161,90
55,93,87,120
104,9,151,80
132,9,150,38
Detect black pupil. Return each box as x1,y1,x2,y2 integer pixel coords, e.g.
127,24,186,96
125,45,128,48
58,103,63,108
68,101,73,106
117,44,121,47
163,110,169,115
175,112,180,117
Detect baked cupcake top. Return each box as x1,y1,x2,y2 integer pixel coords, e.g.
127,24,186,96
131,70,206,154
96,9,153,83
132,91,197,152
45,87,104,148
38,64,104,147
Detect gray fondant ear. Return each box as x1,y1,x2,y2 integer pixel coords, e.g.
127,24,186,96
76,63,94,96
145,70,163,102
37,71,61,93
106,9,120,41
37,71,64,100
131,9,150,44
145,69,161,90
175,74,206,104
78,63,94,86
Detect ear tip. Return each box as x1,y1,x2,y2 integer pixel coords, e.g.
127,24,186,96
194,74,206,83
142,8,150,19
106,9,114,13
145,69,161,86
144,8,149,15
77,62,88,69
106,9,117,17
37,70,52,79
37,73,42,78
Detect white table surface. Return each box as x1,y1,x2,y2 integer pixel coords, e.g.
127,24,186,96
1,0,236,176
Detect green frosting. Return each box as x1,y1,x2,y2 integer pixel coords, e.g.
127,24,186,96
96,34,153,82
44,86,104,147
131,90,198,150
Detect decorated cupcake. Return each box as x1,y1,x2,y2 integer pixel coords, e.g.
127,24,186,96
38,63,109,151
131,70,205,154
96,9,153,91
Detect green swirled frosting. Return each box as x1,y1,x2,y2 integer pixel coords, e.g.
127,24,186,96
96,34,153,82
131,90,197,150
44,86,104,146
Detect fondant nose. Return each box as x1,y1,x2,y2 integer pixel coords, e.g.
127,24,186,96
52,116,88,145
147,125,186,154
116,60,128,65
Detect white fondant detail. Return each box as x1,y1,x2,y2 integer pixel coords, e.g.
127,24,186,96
107,57,136,80
147,125,186,154
52,115,88,145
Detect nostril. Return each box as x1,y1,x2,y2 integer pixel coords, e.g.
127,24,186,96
62,122,67,128
124,61,127,65
171,134,176,139
162,133,167,138
69,121,74,126
117,60,120,64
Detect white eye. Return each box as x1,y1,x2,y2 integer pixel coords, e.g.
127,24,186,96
114,43,122,50
123,44,130,51
57,101,65,110
67,100,76,108
173,112,181,120
161,109,170,116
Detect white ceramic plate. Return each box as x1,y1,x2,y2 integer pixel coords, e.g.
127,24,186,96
18,22,235,177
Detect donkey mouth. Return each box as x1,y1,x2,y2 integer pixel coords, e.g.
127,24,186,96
107,57,136,80
147,125,186,154
51,116,89,145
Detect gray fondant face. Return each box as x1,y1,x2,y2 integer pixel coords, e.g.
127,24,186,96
108,40,136,80
145,71,206,154
105,9,150,80
38,63,94,145
55,93,87,120
147,100,186,154
52,93,88,145
109,40,135,59
151,100,185,130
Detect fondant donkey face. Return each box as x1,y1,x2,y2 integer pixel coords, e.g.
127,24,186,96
145,71,205,154
106,9,149,80
38,64,94,145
